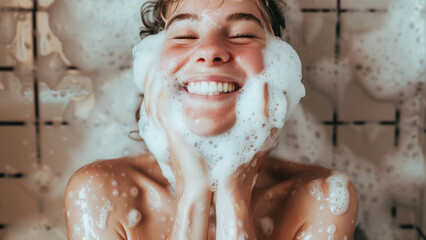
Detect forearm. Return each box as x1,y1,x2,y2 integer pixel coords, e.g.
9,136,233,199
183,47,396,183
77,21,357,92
214,180,256,240
171,188,212,239
215,187,256,240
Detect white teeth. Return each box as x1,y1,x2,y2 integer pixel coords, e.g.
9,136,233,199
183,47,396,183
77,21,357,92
217,82,223,92
224,82,229,93
201,81,209,94
209,82,217,93
187,82,238,95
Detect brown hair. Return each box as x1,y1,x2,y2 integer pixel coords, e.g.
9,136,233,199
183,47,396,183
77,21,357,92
139,0,286,39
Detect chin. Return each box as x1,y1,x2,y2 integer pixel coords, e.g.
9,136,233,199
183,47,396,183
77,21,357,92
183,114,236,137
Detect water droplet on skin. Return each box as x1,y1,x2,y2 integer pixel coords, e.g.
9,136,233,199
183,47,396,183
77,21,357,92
130,187,139,197
327,224,336,234
111,180,118,187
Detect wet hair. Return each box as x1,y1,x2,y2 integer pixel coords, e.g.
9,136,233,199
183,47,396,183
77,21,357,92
139,0,286,39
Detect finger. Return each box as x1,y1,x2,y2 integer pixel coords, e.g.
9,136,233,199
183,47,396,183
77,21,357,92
263,82,269,118
143,70,152,116
152,88,167,130
146,70,158,117
157,88,168,128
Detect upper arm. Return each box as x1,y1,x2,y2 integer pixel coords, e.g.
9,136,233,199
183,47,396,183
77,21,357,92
64,163,127,240
297,176,358,240
277,171,359,240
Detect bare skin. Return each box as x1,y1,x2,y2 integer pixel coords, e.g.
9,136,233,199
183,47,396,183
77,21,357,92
65,1,358,239
65,154,358,240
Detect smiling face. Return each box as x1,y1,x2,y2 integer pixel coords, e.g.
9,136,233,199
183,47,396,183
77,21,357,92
160,0,269,136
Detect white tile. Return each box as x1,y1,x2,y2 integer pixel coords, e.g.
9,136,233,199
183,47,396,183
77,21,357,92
0,126,37,173
341,0,392,10
40,125,79,177
287,12,337,66
0,44,15,66
340,11,389,60
39,70,92,122
337,124,395,164
298,0,336,9
340,11,388,36
39,124,102,202
424,131,426,157
0,178,39,224
422,132,426,237
0,72,34,121
0,12,33,66
36,11,71,64
422,188,426,237
38,0,54,8
339,81,396,122
394,205,419,240
300,82,333,121
0,0,33,8
0,11,33,66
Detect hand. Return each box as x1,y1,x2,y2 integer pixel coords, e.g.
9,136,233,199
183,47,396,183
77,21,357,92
142,72,212,239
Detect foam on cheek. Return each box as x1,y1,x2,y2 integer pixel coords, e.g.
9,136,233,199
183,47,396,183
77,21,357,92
132,31,166,92
134,33,304,189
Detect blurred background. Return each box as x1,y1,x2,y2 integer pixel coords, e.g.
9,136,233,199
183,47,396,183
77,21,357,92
0,0,424,239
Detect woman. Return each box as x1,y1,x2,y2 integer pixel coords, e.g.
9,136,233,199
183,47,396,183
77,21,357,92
64,0,359,239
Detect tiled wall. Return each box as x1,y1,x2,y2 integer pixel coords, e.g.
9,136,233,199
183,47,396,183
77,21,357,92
0,0,425,239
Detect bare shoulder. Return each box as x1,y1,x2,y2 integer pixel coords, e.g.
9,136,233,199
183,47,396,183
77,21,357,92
64,153,175,240
253,157,359,240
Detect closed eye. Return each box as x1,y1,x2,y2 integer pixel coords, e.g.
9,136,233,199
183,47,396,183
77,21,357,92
229,34,256,39
174,35,197,39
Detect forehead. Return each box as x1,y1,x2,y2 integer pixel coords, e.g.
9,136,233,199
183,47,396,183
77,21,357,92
166,0,263,19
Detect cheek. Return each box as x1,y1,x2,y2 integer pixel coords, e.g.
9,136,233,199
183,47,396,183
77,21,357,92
235,48,265,76
160,47,190,74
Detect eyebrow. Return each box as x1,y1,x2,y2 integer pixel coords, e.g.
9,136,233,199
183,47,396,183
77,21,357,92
165,13,198,29
165,12,264,29
226,13,263,28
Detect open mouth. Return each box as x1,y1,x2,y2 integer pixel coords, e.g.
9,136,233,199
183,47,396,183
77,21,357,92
184,81,240,95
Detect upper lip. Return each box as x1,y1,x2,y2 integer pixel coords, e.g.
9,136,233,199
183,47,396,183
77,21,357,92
181,74,243,88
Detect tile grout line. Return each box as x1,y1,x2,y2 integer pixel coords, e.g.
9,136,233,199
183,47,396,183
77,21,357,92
334,0,341,62
31,0,45,215
32,0,41,165
331,0,342,147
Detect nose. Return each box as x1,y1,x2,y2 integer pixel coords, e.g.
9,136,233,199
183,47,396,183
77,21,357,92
193,38,230,66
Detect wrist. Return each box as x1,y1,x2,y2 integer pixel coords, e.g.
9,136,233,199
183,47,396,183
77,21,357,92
214,188,256,239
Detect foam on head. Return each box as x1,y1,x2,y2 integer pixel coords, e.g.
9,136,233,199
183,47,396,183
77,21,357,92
133,32,304,189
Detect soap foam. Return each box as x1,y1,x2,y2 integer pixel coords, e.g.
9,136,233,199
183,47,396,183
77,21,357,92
127,208,142,229
308,179,324,201
327,224,336,234
96,199,114,230
326,172,350,216
133,32,305,189
296,226,313,240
